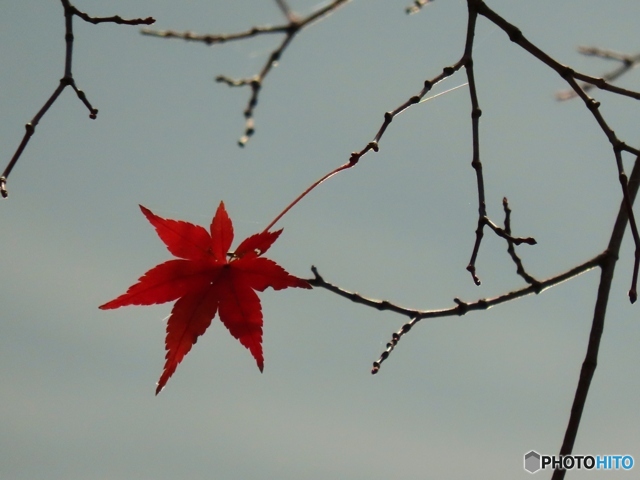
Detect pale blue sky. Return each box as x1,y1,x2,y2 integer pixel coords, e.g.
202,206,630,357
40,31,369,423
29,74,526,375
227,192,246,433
2,1,639,478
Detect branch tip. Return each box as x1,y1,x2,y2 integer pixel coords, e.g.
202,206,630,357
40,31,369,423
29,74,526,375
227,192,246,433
466,265,481,285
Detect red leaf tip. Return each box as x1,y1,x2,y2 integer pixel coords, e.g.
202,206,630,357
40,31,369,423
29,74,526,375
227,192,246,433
102,201,306,393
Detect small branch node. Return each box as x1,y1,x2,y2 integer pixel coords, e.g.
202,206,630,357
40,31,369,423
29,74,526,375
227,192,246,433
0,176,7,198
453,298,468,315
378,300,392,311
507,26,522,42
628,289,637,304
560,66,575,80
619,172,628,186
587,98,601,111
466,265,481,286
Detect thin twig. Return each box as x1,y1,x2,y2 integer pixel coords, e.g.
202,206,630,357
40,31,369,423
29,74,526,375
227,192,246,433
406,0,434,15
347,65,466,166
309,252,604,373
69,7,154,26
557,47,640,101
484,216,536,246
0,1,154,198
502,198,540,286
141,0,350,146
139,25,290,44
219,32,297,146
274,0,297,22
470,0,640,300
461,5,485,285
260,81,469,233
307,1,640,459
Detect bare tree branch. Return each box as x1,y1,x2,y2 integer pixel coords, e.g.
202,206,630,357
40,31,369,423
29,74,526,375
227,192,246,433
141,0,350,146
502,198,540,286
309,252,604,373
557,47,640,101
274,0,297,23
552,154,640,478
297,0,640,465
470,0,640,300
5,1,640,473
0,1,154,198
69,7,154,26
406,0,434,15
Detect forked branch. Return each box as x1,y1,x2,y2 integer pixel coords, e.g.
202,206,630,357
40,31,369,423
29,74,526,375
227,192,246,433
0,1,154,198
141,0,350,146
552,155,640,479
470,0,640,300
556,47,640,101
299,2,640,473
309,253,604,373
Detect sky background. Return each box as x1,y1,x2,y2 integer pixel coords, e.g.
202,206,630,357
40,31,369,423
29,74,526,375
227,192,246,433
1,1,640,479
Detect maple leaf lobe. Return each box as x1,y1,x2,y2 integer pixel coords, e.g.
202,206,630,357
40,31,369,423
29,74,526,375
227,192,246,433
234,229,282,258
211,201,233,263
100,202,310,394
139,205,211,260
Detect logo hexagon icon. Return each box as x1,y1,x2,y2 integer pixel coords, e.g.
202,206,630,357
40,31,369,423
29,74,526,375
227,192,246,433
524,451,541,473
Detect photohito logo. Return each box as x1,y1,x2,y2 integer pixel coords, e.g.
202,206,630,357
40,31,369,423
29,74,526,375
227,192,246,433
524,451,634,474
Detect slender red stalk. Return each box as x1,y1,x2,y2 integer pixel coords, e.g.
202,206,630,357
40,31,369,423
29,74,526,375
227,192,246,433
262,161,355,233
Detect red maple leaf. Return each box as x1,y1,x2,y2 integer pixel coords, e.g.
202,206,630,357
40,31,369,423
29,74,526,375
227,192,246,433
100,202,310,394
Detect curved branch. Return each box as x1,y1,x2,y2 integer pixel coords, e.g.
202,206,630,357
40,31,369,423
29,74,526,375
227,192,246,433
310,252,603,374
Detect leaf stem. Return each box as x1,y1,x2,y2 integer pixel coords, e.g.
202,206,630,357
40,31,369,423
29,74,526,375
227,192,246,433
262,161,355,233
261,71,469,232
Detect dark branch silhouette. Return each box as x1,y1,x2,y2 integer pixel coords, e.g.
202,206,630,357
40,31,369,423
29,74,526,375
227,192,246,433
470,0,640,302
557,47,640,101
141,0,350,146
502,198,540,286
4,1,640,476
309,252,604,373
406,0,434,15
553,155,640,480
0,1,154,198
296,0,640,473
